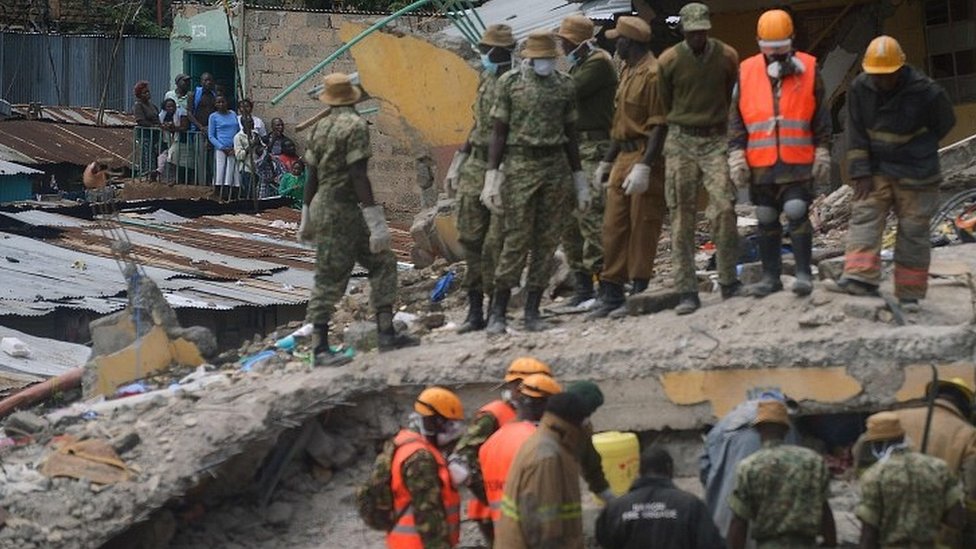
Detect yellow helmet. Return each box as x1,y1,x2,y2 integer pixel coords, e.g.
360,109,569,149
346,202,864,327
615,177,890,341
862,35,905,75
928,377,975,403
415,387,464,420
757,9,793,46
504,357,552,383
519,373,563,399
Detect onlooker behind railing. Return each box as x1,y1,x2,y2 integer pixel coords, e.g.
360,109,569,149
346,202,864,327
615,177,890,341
237,98,267,138
158,98,189,184
266,117,289,156
133,80,160,182
209,95,240,200
235,115,263,200
275,138,301,175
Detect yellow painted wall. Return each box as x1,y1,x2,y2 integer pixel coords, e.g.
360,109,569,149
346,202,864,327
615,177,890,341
895,363,975,402
339,22,478,148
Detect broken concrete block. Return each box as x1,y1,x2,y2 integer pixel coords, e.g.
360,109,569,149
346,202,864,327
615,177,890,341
5,411,49,436
798,311,845,328
305,422,357,469
625,288,682,316
265,501,294,527
110,431,141,455
167,326,218,359
343,322,378,352
419,313,446,330
90,310,138,358
843,301,882,321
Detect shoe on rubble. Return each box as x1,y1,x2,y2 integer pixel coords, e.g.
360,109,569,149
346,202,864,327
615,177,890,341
720,280,744,299
675,293,700,315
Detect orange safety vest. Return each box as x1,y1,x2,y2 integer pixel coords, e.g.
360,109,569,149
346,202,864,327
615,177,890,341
387,429,461,549
467,399,518,522
478,421,538,522
738,51,817,167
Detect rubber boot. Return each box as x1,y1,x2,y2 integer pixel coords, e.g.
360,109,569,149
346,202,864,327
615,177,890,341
376,307,420,351
791,232,814,296
630,278,649,296
675,292,701,315
744,232,784,298
486,288,511,335
312,323,352,367
586,281,625,320
457,291,486,333
721,280,744,299
568,271,595,307
523,289,549,332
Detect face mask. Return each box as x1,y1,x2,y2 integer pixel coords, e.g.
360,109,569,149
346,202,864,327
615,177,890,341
565,52,579,65
532,58,556,77
500,389,514,403
408,412,429,436
766,52,805,79
436,420,465,447
480,53,498,73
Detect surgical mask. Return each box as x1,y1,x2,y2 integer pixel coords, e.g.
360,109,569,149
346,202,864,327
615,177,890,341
500,389,514,403
565,51,579,65
870,441,909,463
532,58,556,77
436,420,466,447
766,52,805,79
480,53,498,73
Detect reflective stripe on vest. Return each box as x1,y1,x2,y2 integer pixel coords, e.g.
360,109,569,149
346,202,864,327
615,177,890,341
738,51,817,167
387,429,461,549
478,421,538,523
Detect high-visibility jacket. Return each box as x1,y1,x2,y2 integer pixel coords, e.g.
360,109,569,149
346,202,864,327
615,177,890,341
479,421,538,522
738,51,817,167
387,429,461,549
468,400,518,522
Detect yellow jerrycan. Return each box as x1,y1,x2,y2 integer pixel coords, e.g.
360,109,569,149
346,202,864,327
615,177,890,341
591,431,639,496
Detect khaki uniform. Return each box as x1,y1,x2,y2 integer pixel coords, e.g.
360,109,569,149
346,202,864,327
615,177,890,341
601,51,667,286
303,106,396,324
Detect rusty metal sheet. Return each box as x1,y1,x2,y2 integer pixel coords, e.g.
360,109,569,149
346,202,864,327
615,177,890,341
0,120,132,167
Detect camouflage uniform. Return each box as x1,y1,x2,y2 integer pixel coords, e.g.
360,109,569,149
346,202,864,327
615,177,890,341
728,440,830,548
491,67,577,291
458,70,503,295
303,106,396,324
452,413,500,504
856,449,963,548
402,449,454,548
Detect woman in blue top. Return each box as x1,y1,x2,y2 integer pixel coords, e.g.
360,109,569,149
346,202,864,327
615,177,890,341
208,95,240,198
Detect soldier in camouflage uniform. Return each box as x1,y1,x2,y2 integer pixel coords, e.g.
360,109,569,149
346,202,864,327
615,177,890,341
482,30,589,335
857,412,965,549
445,25,517,333
298,73,418,366
658,3,743,315
555,15,617,306
728,400,836,549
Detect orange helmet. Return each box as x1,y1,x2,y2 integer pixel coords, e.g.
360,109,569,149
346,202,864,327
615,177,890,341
519,373,563,399
415,387,464,420
757,9,793,48
504,357,552,383
862,35,905,74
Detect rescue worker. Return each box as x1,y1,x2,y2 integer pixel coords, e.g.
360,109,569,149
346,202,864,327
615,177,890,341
596,445,725,549
566,380,615,504
658,3,743,315
833,35,956,308
496,391,589,549
479,374,563,532
445,24,517,333
853,378,976,546
483,30,588,334
727,400,836,549
856,412,965,549
588,15,668,319
556,15,618,307
298,73,418,366
447,357,553,544
388,387,466,549
729,9,832,298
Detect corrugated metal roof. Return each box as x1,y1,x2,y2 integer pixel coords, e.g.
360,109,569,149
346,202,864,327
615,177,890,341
441,0,632,41
0,143,36,165
0,210,93,227
0,325,90,378
0,159,42,175
10,105,135,127
0,119,132,167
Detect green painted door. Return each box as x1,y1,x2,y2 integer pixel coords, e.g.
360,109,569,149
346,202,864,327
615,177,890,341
184,52,238,107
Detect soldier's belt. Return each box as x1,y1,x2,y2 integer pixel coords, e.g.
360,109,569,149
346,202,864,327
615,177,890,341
616,139,644,153
674,123,727,137
470,146,489,161
507,145,563,159
579,129,610,141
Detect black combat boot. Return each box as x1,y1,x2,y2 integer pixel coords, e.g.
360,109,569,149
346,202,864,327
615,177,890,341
485,288,511,335
720,280,744,299
790,231,814,296
674,292,701,315
312,323,352,367
745,231,784,298
376,306,420,351
630,278,649,295
568,271,595,306
457,290,486,333
586,281,625,320
523,289,549,332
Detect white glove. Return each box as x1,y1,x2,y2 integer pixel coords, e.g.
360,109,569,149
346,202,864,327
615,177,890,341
361,205,392,254
444,150,468,193
594,161,613,189
572,171,591,212
812,147,831,186
297,204,314,245
621,163,651,196
447,456,470,487
480,169,504,214
728,148,750,189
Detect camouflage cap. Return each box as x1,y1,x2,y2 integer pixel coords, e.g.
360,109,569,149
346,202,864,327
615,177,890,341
480,24,516,48
679,2,712,32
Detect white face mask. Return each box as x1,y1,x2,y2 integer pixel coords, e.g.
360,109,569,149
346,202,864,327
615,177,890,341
532,58,556,76
436,420,466,447
500,389,514,403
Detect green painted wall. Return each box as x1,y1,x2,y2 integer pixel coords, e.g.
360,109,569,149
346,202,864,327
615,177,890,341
170,7,244,91
0,174,33,203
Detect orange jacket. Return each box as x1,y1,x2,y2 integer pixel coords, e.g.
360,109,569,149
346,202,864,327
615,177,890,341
468,399,518,521
388,429,460,548
738,51,816,167
479,421,538,522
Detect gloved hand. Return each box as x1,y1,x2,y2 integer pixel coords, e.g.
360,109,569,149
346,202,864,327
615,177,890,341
480,169,505,214
594,161,613,189
812,147,831,186
444,150,468,193
728,148,750,189
621,163,651,196
597,488,616,505
851,176,874,201
447,455,470,487
361,205,392,254
572,171,591,212
297,204,315,245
